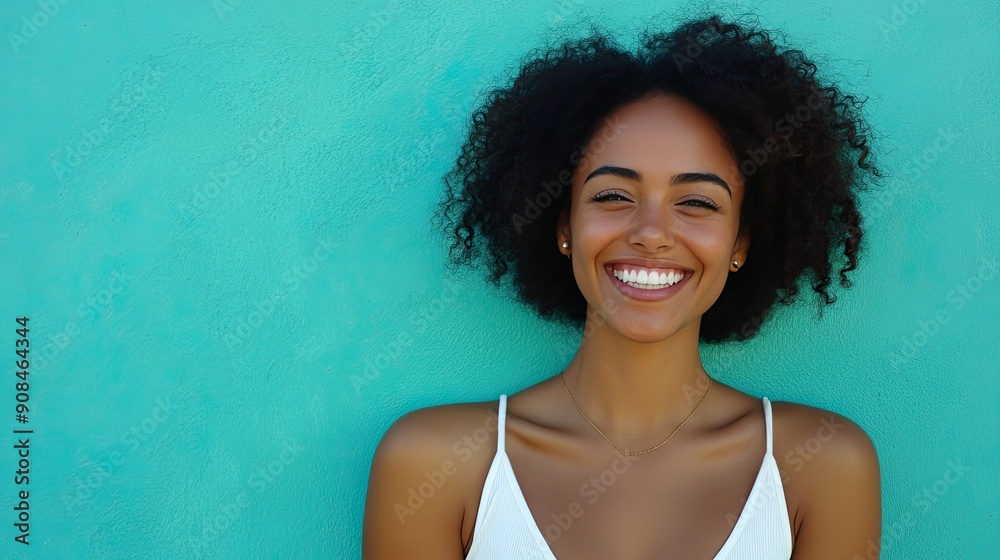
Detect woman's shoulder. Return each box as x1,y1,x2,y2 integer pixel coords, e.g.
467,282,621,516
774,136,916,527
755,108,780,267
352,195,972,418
767,399,880,468
372,398,503,465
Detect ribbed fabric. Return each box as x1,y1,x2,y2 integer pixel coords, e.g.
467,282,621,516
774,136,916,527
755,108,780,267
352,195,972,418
466,395,793,559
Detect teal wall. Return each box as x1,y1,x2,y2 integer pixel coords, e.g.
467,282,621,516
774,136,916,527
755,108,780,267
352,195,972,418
2,0,997,558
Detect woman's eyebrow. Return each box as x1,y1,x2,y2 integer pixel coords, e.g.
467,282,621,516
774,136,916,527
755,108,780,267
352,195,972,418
584,166,732,198
584,165,642,184
672,171,732,198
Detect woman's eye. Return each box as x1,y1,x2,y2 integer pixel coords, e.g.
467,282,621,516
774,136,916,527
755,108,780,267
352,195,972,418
681,198,720,210
590,192,630,203
589,192,719,210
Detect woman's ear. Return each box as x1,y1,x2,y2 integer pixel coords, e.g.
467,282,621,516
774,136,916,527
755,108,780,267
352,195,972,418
733,228,751,268
556,208,570,252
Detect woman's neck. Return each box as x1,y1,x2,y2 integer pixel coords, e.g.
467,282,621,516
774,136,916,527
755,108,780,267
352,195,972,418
560,315,713,444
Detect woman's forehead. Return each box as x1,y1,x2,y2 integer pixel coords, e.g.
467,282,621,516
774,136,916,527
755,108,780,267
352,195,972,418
575,94,743,191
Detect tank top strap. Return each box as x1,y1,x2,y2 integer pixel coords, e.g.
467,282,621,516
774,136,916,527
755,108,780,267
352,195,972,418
497,394,507,454
762,397,774,456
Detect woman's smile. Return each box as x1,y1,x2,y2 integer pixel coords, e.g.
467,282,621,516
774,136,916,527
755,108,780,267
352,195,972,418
603,262,694,302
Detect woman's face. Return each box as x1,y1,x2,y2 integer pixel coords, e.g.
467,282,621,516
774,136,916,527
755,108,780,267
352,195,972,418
557,92,750,342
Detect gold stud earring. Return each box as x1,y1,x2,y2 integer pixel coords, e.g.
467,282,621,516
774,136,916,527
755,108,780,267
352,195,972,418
561,241,570,260
731,260,741,271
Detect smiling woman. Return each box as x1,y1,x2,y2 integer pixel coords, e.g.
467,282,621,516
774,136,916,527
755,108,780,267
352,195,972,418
363,11,884,560
562,95,750,330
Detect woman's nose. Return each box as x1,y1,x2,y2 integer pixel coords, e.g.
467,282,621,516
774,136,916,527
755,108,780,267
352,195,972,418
627,203,675,252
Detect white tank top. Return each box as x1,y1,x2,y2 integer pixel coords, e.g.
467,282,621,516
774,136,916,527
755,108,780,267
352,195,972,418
466,395,793,559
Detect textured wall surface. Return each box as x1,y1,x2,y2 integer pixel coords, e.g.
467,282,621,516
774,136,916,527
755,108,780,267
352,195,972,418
1,0,998,558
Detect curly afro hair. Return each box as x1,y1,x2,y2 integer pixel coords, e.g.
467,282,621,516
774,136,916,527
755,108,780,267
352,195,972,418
432,12,884,343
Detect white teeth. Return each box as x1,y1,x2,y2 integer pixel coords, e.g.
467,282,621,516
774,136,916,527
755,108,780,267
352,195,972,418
612,267,685,289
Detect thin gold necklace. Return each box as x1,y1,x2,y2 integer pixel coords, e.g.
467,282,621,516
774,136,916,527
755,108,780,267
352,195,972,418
559,369,713,456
